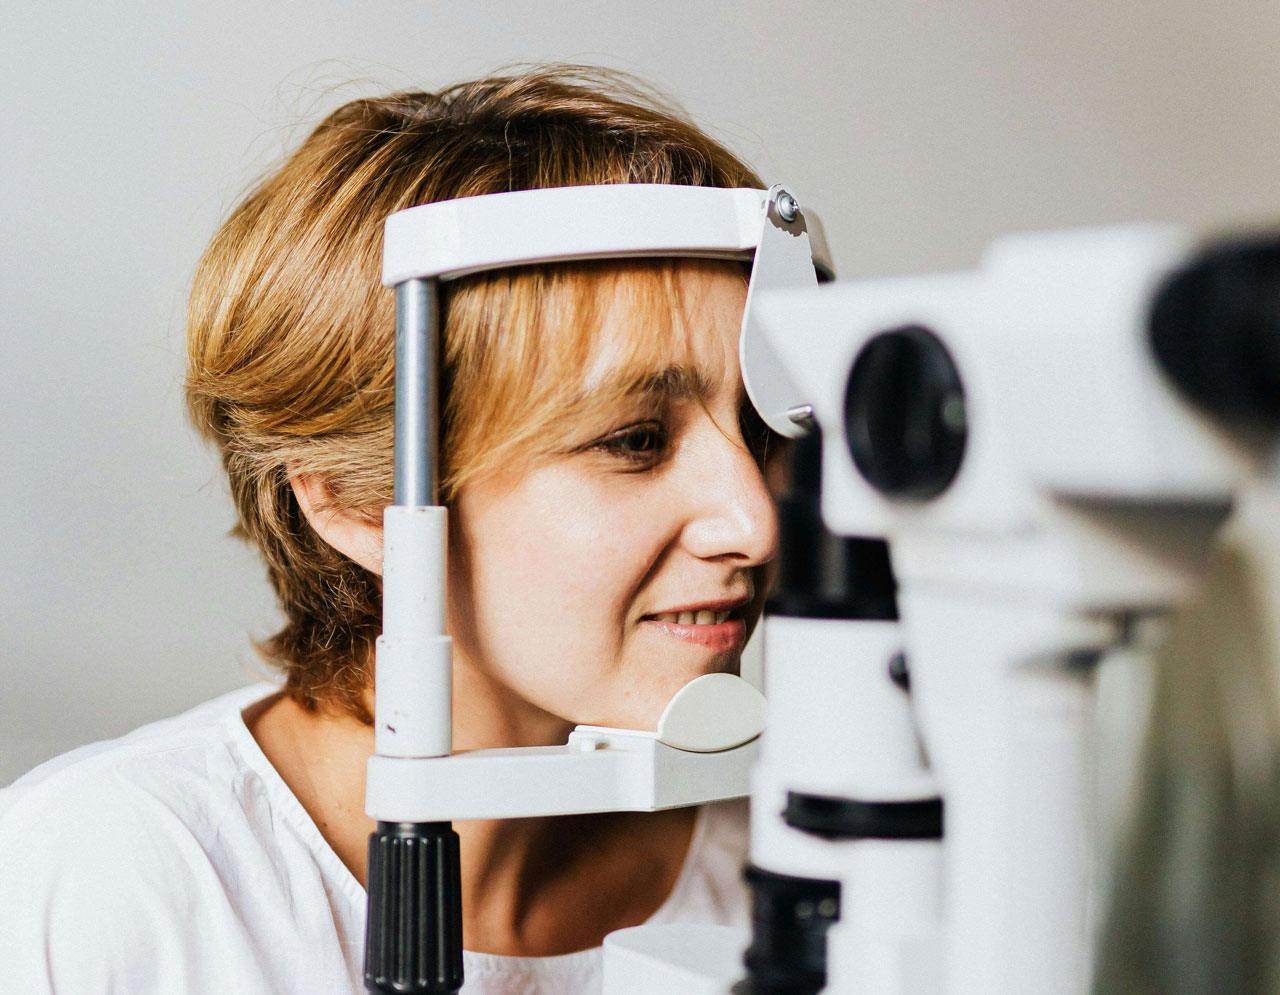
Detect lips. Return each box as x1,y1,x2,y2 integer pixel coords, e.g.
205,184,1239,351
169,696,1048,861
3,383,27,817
640,594,752,653
642,614,748,652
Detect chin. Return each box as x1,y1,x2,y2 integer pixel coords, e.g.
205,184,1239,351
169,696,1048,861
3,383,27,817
614,659,742,732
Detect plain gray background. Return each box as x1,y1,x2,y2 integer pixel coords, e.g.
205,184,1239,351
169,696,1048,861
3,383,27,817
4,0,1280,784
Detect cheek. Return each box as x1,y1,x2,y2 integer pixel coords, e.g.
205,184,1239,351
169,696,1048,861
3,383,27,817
454,473,668,690
489,482,645,614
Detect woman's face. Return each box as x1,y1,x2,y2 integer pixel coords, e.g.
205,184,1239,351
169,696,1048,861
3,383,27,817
447,264,779,734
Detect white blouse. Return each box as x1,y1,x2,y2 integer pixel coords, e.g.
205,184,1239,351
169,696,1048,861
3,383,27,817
0,684,749,995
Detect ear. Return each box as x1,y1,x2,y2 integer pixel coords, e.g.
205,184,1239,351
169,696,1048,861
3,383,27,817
290,473,384,576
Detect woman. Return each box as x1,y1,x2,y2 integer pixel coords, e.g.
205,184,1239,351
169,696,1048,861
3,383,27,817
0,66,782,994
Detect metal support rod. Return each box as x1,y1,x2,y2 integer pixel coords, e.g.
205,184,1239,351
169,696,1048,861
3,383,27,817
394,278,440,507
368,277,463,995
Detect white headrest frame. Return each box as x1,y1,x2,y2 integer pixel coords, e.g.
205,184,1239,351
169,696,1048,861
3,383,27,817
382,183,829,285
373,182,827,768
381,182,830,438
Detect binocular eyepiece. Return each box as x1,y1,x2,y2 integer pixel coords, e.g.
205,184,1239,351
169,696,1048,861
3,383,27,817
1150,236,1280,432
838,234,1280,510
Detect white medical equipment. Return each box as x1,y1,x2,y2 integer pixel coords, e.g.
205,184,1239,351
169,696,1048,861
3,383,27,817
704,224,1278,995
364,183,832,994
364,179,1280,995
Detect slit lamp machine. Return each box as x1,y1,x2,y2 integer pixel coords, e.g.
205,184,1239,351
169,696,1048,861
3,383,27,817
361,182,1280,995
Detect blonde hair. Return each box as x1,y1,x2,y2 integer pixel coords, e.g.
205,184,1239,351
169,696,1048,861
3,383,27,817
185,66,763,719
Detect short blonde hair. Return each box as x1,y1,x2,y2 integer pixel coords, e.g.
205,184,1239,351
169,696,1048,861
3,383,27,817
185,66,763,719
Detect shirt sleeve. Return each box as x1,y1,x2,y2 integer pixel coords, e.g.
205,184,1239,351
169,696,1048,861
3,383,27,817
0,766,233,994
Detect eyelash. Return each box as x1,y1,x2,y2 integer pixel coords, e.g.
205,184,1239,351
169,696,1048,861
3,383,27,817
590,407,784,469
593,421,670,466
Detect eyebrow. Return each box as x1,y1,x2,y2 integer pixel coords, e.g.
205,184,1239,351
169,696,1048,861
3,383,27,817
572,363,730,413
634,365,713,400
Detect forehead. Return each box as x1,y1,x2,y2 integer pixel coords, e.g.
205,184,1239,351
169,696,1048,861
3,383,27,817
580,260,748,401
440,257,750,495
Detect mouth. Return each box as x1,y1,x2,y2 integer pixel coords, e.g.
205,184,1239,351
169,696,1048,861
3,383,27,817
648,608,733,626
639,597,752,652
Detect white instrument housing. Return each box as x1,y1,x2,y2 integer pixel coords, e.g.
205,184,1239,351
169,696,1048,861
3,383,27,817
745,222,1262,995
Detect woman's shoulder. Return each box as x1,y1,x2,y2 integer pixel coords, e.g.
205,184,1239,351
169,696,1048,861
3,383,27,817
2,683,276,827
0,684,284,908
0,683,362,993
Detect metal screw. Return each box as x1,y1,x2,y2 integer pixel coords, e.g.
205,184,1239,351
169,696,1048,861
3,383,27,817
786,403,815,427
776,192,800,223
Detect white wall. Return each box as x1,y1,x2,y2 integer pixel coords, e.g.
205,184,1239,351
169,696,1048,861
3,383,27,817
4,0,1280,784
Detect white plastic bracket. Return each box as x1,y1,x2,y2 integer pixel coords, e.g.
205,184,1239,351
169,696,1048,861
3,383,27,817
740,184,828,438
366,732,759,822
366,673,765,821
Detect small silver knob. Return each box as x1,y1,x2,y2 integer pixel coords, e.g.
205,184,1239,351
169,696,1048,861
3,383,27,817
776,192,800,223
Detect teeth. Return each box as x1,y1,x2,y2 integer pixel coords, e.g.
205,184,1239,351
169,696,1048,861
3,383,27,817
650,610,733,625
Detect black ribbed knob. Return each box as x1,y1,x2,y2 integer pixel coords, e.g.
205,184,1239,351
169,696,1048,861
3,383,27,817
364,822,464,995
741,865,841,995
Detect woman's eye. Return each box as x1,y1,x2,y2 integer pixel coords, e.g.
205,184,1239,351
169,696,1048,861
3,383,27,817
595,422,669,464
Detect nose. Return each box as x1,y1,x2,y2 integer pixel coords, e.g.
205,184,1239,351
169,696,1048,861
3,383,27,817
679,423,779,567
